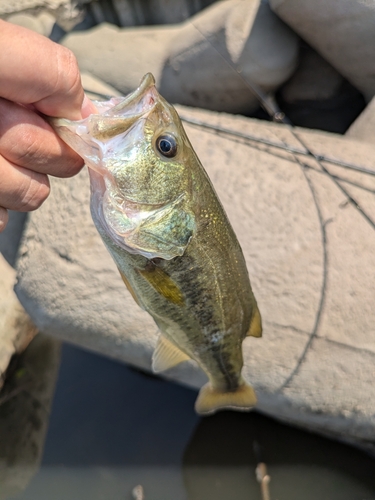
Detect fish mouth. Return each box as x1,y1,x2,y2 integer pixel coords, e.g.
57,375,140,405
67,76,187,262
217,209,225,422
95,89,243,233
87,73,158,141
51,73,159,177
86,74,162,244
111,73,157,114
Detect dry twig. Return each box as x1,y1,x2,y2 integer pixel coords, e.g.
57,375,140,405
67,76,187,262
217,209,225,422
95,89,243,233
132,485,144,500
256,462,271,500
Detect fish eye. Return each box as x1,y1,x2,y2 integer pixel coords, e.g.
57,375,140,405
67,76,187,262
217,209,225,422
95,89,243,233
156,134,177,158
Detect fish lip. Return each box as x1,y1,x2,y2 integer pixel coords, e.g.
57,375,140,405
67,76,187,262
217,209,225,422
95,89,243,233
109,73,157,117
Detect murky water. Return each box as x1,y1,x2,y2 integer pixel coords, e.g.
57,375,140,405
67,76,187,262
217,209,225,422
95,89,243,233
2,342,375,500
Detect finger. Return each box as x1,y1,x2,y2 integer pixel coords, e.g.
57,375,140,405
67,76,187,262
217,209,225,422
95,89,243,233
81,94,98,119
0,206,9,233
0,20,84,120
0,155,50,212
0,98,84,178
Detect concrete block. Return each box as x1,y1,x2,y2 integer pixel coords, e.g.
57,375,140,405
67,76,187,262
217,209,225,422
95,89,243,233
346,97,375,143
62,0,298,114
14,102,375,445
270,0,375,100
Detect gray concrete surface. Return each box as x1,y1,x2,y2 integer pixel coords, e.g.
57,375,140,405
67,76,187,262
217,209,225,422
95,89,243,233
346,97,375,143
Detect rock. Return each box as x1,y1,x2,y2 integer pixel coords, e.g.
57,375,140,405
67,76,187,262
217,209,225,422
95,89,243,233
277,45,366,133
62,0,298,114
269,0,375,101
6,12,56,36
15,99,375,446
64,23,180,101
0,0,88,32
346,97,375,143
0,254,38,391
0,334,61,499
281,47,344,103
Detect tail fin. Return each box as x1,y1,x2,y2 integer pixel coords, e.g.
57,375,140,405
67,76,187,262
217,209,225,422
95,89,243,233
195,381,257,415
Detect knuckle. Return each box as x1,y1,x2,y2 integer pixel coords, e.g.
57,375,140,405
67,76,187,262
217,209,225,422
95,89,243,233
60,155,84,178
9,128,43,164
17,174,50,211
57,47,82,98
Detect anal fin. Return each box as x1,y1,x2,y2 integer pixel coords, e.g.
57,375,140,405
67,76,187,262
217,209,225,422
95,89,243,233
152,335,190,373
247,303,262,338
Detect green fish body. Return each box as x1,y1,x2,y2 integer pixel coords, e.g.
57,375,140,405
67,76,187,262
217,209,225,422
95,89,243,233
52,74,262,415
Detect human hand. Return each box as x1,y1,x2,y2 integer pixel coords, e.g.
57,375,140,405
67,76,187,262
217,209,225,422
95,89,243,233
0,20,96,232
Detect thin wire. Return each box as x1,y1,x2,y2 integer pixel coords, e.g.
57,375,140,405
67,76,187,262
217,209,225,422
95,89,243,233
184,16,374,385
84,10,374,391
179,115,375,177
277,151,329,391
295,132,375,229
189,17,290,124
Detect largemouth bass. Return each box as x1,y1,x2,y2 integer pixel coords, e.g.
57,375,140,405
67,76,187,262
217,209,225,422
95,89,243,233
52,73,262,415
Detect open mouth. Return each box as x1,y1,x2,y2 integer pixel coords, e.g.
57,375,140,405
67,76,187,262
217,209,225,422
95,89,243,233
110,73,157,115
53,74,159,181
88,73,158,142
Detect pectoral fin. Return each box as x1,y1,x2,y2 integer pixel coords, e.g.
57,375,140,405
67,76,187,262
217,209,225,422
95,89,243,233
139,266,185,306
118,269,143,307
152,335,190,373
247,303,262,338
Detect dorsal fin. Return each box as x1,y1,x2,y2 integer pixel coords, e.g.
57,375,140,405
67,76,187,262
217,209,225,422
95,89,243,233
152,334,190,373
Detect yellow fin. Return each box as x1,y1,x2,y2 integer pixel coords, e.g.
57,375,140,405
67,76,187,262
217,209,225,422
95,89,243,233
139,266,184,306
118,269,142,307
247,303,262,338
195,381,257,415
152,335,190,373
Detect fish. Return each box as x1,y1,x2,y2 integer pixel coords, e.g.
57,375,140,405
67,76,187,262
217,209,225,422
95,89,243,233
51,73,262,415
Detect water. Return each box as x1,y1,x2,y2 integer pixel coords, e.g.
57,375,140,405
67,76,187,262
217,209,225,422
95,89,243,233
2,342,375,500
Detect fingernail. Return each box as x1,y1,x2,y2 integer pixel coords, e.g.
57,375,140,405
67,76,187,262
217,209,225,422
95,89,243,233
81,94,97,118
